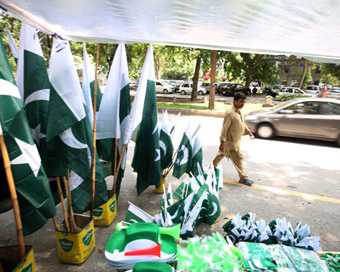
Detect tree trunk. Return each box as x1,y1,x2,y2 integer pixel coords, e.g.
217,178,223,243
298,58,308,89
191,57,201,101
209,50,217,110
245,66,253,88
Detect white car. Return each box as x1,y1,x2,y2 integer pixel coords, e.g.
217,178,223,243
278,87,311,96
306,85,320,95
155,81,175,94
179,82,207,95
328,87,340,99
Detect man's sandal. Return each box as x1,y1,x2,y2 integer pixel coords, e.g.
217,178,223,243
239,178,254,186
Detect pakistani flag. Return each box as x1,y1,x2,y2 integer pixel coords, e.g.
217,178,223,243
6,30,19,63
47,37,107,212
16,23,65,176
82,43,102,128
172,126,193,179
0,78,56,235
0,36,16,85
124,202,154,224
191,125,203,178
129,45,161,195
159,110,173,171
96,43,131,197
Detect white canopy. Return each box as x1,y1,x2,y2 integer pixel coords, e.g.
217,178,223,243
1,0,340,63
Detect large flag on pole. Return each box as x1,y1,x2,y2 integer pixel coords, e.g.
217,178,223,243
96,43,131,197
129,44,161,195
16,23,64,176
0,76,56,235
47,37,107,212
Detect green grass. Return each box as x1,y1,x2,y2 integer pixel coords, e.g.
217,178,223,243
157,101,264,114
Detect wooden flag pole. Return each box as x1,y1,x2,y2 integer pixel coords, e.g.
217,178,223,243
91,43,100,219
0,130,25,258
52,217,59,231
110,143,126,198
56,176,70,232
64,170,79,232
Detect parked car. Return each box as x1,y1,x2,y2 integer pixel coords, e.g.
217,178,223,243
278,87,310,96
200,82,211,94
216,83,230,94
245,98,340,146
179,82,207,95
270,85,284,97
155,80,175,94
220,83,250,96
306,85,320,95
328,87,340,99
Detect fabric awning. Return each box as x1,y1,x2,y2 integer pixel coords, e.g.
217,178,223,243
1,0,340,63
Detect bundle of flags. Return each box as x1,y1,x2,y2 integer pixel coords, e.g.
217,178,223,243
223,213,322,252
123,163,223,239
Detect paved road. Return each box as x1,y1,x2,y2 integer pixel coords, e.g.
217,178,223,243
0,113,339,271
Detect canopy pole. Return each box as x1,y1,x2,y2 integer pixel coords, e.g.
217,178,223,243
91,43,100,219
0,130,25,258
110,143,126,198
56,176,70,232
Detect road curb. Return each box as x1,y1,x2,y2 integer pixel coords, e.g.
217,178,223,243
158,107,225,118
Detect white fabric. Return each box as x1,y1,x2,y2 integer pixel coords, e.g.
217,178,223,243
6,30,19,58
2,0,340,62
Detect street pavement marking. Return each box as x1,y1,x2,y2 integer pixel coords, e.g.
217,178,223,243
223,178,340,204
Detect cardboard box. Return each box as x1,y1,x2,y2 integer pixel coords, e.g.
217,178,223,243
0,245,35,272
56,215,95,264
94,193,117,227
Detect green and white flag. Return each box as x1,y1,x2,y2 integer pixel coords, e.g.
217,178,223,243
47,38,107,212
159,110,173,171
6,30,19,63
16,23,64,176
96,43,131,197
0,36,16,85
130,44,161,195
82,43,102,128
124,202,154,224
191,125,203,178
206,191,221,225
172,122,193,179
0,78,56,235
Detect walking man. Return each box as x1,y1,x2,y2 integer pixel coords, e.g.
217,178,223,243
213,92,255,185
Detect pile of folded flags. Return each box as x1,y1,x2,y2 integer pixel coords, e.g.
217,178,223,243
223,213,322,252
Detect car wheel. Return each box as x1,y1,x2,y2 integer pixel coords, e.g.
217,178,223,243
163,89,168,94
336,134,340,147
257,123,275,139
181,90,186,95
198,91,203,95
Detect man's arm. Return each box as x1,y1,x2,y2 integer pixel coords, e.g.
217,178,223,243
219,113,232,152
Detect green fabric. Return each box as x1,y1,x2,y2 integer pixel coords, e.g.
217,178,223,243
159,129,173,171
173,133,192,179
0,79,56,235
125,222,159,244
133,261,172,272
320,253,340,272
131,80,161,195
0,36,16,85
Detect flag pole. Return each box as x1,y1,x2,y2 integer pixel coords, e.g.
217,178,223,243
90,43,100,219
0,128,25,258
52,217,59,231
110,143,126,198
56,176,70,232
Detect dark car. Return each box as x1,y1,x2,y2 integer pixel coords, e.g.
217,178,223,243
245,98,340,146
221,83,250,96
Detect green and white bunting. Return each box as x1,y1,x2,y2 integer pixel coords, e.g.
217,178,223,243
130,44,161,195
0,78,56,235
47,37,107,212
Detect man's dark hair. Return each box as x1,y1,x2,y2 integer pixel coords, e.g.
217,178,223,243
234,92,247,101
